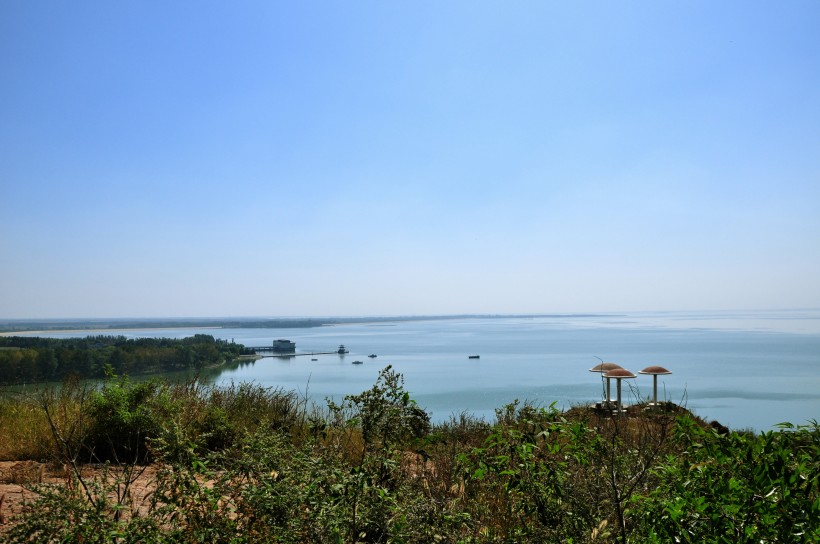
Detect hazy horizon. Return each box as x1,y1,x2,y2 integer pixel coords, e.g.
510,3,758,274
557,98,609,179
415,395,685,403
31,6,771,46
3,2,819,319
3,307,819,323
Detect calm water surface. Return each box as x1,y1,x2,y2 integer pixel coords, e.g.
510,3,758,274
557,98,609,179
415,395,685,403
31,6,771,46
30,311,820,431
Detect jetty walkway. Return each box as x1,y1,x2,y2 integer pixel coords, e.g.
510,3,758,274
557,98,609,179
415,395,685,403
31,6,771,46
246,347,341,359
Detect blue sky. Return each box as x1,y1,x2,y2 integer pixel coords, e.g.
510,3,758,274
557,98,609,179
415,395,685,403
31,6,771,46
1,1,819,318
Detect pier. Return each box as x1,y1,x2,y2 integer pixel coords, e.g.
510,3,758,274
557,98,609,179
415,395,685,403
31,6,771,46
255,352,340,359
246,347,341,359
247,339,351,359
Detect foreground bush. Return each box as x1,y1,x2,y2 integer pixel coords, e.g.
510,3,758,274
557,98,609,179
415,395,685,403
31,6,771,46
634,418,820,543
3,368,819,543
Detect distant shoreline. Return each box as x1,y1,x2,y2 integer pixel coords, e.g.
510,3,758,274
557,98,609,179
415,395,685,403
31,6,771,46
0,314,617,335
0,326,224,337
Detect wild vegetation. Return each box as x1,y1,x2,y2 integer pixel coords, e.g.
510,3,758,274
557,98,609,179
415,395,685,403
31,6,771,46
0,366,817,543
0,335,249,385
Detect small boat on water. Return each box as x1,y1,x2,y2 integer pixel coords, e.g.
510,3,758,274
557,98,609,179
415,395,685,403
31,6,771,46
352,360,364,365
337,345,349,354
368,354,377,358
311,358,318,361
468,355,480,359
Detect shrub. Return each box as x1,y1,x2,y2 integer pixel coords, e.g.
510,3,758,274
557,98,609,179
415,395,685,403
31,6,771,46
329,365,430,461
85,377,172,463
5,369,819,543
634,417,820,543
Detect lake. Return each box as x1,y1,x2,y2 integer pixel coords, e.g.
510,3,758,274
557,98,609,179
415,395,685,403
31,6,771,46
25,310,820,431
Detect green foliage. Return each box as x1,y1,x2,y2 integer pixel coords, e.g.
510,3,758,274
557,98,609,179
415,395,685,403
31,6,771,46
323,365,439,542
4,368,819,543
86,376,172,463
330,365,430,458
0,334,247,385
458,401,582,542
634,417,820,543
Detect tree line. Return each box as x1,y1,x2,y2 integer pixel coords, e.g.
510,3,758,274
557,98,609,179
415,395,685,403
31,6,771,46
0,334,250,385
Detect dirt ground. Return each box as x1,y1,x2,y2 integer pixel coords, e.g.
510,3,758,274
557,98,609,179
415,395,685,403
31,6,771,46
0,461,159,531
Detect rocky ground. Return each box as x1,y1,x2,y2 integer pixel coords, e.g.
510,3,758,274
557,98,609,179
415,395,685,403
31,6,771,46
0,461,159,531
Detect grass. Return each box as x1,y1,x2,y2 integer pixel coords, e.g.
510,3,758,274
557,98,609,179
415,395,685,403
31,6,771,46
0,393,53,461
0,368,818,543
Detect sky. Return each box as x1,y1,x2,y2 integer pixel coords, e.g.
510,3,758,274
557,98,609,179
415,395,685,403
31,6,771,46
1,1,819,319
